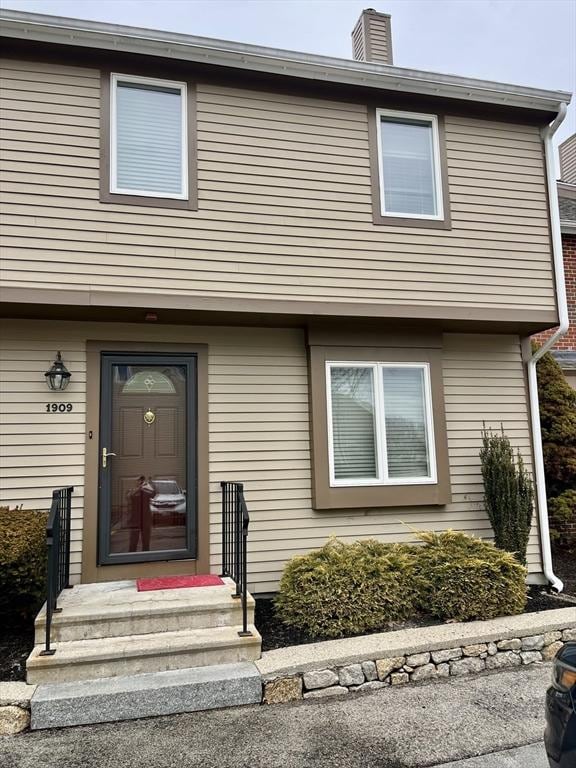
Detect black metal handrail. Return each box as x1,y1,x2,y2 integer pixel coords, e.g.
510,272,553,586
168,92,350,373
40,486,74,656
220,481,252,637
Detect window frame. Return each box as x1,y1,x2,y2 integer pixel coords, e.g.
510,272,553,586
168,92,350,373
110,72,189,201
368,106,450,230
375,108,444,222
307,340,451,510
100,69,197,211
326,361,437,488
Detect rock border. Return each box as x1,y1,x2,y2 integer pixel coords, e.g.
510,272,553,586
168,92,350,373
259,607,576,704
0,682,36,735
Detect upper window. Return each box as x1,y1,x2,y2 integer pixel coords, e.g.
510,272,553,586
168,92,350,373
326,362,436,487
110,74,188,200
376,109,443,220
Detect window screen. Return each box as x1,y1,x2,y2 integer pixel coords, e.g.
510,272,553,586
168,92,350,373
379,116,438,216
382,366,430,478
329,367,378,480
114,79,185,197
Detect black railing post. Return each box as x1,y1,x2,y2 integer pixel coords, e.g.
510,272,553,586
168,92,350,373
238,496,250,637
221,481,252,637
39,487,74,656
39,518,56,656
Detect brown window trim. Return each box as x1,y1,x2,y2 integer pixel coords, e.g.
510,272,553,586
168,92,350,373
367,106,451,230
100,70,198,210
308,343,451,510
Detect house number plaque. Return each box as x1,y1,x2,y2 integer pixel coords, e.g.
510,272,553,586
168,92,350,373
46,403,73,413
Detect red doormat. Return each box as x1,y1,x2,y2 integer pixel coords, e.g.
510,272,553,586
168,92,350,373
136,574,225,592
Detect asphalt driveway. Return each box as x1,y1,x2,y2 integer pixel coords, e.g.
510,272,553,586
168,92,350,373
0,664,550,768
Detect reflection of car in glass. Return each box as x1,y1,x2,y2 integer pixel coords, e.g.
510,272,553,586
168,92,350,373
150,480,186,525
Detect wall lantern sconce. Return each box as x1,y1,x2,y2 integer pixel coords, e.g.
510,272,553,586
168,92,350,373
45,351,71,391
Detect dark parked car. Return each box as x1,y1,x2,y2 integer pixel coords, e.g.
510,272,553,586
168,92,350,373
545,641,576,768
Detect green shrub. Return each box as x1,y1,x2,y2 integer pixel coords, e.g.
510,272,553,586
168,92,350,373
413,530,527,621
0,506,48,621
548,490,576,547
536,347,576,498
275,538,420,639
480,426,534,564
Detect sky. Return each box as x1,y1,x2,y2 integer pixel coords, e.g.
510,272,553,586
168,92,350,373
1,0,575,163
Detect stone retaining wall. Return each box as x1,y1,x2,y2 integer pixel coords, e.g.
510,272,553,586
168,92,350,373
261,626,576,705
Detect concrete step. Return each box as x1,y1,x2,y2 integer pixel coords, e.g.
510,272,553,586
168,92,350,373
34,579,255,642
27,624,262,685
30,661,262,729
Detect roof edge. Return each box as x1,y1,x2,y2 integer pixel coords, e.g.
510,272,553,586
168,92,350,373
0,9,571,112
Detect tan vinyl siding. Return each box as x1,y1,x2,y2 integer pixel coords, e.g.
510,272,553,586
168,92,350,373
0,58,555,313
0,320,542,590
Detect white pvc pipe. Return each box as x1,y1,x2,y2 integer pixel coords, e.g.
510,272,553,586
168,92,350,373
527,102,569,592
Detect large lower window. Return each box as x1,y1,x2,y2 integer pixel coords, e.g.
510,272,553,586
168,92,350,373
110,73,188,199
376,109,443,220
327,362,436,486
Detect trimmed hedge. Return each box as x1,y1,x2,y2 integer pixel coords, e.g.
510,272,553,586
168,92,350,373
276,530,527,638
0,506,48,621
413,530,527,622
275,538,420,639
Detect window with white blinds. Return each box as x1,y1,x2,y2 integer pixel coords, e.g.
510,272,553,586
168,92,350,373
111,74,187,199
376,109,443,219
329,367,378,480
327,363,436,486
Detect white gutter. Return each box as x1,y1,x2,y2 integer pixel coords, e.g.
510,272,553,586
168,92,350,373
528,102,569,592
0,9,571,113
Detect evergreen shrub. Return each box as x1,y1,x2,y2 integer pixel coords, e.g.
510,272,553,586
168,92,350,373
275,538,420,639
536,347,576,498
276,530,527,638
0,506,48,621
412,530,527,622
480,426,534,564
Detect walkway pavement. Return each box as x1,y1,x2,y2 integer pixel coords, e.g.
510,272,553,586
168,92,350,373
437,742,547,768
0,664,551,768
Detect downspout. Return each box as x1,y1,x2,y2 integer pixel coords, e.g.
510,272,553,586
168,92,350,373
527,101,569,592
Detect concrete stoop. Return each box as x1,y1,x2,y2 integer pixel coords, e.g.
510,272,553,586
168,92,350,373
31,662,262,729
27,578,262,685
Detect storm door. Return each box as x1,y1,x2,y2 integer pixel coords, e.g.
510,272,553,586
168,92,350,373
98,354,197,565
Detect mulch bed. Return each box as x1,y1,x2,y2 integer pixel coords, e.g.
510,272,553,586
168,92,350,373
0,620,34,683
552,548,576,597
256,585,567,653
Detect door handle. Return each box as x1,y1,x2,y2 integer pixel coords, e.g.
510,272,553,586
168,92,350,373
102,448,117,469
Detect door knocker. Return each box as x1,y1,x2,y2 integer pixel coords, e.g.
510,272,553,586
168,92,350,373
144,408,156,426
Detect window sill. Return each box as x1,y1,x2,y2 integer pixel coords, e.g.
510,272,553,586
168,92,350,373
314,482,451,510
372,212,452,229
100,190,197,210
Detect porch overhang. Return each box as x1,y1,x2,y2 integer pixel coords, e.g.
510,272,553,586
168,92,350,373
0,287,560,336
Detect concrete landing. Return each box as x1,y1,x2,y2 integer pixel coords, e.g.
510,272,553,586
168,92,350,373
31,662,262,729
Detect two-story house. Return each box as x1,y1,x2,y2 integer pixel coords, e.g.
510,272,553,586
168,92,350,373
535,133,576,388
0,9,571,618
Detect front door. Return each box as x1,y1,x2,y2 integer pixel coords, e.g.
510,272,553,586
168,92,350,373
98,354,197,565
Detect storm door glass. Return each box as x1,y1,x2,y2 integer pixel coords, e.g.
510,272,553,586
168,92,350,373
107,364,188,556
